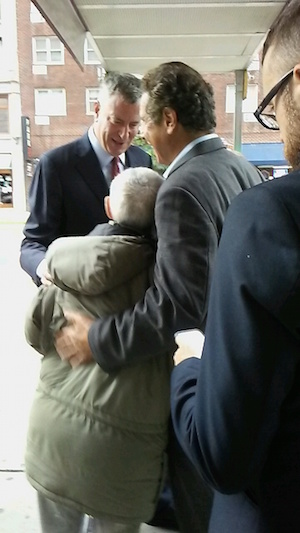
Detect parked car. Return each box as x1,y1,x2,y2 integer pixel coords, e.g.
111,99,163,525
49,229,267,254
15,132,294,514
0,175,12,204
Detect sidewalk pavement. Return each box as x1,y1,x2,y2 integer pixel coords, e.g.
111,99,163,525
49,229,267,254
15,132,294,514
0,210,177,533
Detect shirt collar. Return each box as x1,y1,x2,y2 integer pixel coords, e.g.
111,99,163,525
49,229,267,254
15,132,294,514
163,133,218,178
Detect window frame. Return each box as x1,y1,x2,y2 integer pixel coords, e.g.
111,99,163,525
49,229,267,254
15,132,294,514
30,3,45,23
84,38,101,65
32,36,64,65
0,94,9,134
34,88,67,117
225,84,258,115
85,87,99,115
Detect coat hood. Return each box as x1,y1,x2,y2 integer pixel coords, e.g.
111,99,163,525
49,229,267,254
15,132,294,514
46,235,154,295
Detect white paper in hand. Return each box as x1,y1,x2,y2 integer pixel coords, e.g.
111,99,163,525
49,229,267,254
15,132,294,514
174,329,205,359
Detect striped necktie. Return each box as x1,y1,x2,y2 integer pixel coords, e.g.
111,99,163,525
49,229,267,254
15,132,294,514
111,157,120,180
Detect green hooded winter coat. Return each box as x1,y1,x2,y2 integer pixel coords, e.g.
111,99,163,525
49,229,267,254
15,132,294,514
25,233,172,524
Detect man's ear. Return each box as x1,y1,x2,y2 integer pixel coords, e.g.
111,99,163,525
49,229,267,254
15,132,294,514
94,101,100,121
293,64,300,107
162,107,177,134
104,196,113,220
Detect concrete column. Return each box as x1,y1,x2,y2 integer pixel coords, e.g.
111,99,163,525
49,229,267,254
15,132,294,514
1,0,26,212
234,70,245,153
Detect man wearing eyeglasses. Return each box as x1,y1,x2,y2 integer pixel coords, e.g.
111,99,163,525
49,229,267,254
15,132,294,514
170,1,300,532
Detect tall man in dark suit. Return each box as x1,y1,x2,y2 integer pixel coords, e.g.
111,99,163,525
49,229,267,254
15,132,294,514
55,61,264,532
20,71,151,286
171,1,300,532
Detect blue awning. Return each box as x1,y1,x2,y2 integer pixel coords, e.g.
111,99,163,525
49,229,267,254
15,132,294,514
241,143,287,166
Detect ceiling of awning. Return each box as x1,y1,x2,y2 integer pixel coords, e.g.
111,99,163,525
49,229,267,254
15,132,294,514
32,1,286,75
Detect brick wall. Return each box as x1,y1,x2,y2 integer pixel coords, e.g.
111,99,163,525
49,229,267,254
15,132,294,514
16,0,281,161
16,0,100,159
205,70,281,147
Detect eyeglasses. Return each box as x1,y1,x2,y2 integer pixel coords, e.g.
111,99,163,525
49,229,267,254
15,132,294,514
253,68,294,130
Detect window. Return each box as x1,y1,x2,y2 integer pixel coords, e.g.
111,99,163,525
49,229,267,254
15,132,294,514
34,89,66,116
226,84,258,115
86,88,99,115
30,2,45,23
0,95,9,133
32,36,64,65
84,38,100,64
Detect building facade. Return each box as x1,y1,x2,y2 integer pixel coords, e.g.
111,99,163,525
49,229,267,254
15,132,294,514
16,0,103,206
0,0,287,210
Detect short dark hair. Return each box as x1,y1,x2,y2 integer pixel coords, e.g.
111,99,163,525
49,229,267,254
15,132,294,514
262,0,300,69
100,72,142,104
142,61,216,132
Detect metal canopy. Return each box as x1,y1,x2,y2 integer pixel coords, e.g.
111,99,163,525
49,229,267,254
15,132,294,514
32,1,286,74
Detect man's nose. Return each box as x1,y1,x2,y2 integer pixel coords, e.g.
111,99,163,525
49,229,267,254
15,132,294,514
118,124,129,139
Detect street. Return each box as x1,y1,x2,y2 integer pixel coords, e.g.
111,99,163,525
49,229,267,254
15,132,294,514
0,216,41,532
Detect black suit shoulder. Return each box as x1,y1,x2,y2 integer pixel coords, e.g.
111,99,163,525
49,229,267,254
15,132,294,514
38,132,92,167
39,135,152,169
126,144,152,168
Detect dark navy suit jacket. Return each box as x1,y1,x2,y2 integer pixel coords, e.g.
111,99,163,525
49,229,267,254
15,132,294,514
20,132,151,284
171,170,300,532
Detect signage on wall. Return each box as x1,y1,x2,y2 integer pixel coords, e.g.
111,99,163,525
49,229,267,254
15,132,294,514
21,116,32,161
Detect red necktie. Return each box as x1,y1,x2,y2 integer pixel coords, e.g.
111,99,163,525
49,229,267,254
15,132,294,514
111,157,120,180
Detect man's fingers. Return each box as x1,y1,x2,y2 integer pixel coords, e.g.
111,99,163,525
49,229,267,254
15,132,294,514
55,331,74,359
69,356,81,368
62,310,77,324
54,311,93,366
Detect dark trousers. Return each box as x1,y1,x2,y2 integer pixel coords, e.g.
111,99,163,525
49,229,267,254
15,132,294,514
168,421,213,533
208,492,266,533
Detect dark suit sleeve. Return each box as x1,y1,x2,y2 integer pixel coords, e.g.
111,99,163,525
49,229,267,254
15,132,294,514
142,151,152,169
20,154,64,284
89,180,219,371
171,184,300,493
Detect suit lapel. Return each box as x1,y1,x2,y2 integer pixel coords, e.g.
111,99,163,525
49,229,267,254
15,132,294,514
169,137,226,176
124,146,136,168
75,133,109,201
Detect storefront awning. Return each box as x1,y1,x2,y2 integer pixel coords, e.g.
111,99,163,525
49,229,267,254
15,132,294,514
31,1,286,74
242,143,287,167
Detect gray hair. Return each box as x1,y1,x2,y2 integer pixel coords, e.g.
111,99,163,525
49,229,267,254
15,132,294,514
99,72,142,104
109,167,163,230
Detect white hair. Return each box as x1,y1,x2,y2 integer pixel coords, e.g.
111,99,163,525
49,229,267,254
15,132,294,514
109,167,163,230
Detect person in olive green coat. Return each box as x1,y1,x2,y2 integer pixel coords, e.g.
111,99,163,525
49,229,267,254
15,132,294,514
24,167,172,533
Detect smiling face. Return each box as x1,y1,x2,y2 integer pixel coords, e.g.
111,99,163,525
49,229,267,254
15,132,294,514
263,48,300,168
94,91,140,157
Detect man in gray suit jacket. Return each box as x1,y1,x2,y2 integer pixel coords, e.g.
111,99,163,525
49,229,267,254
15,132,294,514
20,72,151,286
55,61,264,532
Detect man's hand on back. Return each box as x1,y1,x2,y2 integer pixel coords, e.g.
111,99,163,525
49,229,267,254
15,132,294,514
55,311,94,368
